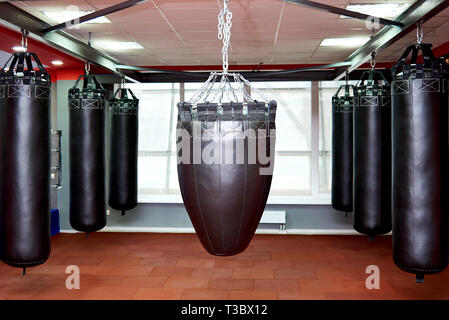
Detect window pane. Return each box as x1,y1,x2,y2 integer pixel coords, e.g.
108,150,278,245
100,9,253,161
134,80,324,201
252,82,311,152
128,83,179,152
271,156,311,195
168,154,179,193
318,80,357,194
319,154,332,193
138,156,168,192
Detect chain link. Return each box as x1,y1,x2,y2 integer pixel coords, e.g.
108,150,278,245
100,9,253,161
218,0,232,73
187,0,270,105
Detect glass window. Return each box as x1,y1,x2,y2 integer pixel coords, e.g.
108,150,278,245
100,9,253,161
127,83,180,195
252,82,312,195
318,80,357,193
130,80,350,202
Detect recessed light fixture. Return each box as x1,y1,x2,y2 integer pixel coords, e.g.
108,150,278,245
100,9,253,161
52,60,64,66
343,3,410,19
12,46,26,52
42,11,110,24
94,41,144,50
320,37,369,47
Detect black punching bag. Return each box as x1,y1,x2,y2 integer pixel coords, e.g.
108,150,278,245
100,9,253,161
109,88,139,215
69,74,106,233
0,52,51,270
353,70,392,240
332,84,355,212
391,44,449,282
177,101,277,256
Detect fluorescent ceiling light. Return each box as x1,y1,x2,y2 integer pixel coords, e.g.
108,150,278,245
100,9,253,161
42,11,110,24
343,3,410,19
321,37,369,47
95,41,144,50
12,46,26,52
52,60,64,65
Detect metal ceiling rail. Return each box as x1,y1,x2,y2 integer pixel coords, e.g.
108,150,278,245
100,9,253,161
251,61,352,77
116,65,206,77
42,0,149,33
283,0,403,27
334,0,449,80
0,2,140,81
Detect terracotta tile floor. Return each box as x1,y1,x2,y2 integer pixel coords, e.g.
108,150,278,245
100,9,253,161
0,232,449,300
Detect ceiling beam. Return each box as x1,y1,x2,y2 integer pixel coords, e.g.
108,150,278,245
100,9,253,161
334,0,449,80
283,0,403,27
43,0,148,33
120,68,387,83
0,2,139,81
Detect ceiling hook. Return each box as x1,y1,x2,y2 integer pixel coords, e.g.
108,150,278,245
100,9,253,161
416,20,423,46
21,29,29,52
370,51,376,70
87,32,92,47
85,60,91,75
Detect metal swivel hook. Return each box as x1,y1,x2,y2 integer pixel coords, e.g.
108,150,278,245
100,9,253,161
370,51,376,70
21,29,29,52
416,20,423,47
85,60,91,75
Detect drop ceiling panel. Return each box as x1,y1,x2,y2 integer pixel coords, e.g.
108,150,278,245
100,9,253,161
8,0,449,66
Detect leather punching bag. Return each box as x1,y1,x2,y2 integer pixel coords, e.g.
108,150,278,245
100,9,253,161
0,52,51,271
109,88,139,215
353,70,392,240
332,84,355,212
177,101,276,256
391,44,449,282
68,74,107,233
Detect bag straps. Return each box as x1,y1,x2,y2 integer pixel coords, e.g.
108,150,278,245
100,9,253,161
391,43,446,79
334,84,355,98
72,74,106,91
0,52,49,83
113,88,138,101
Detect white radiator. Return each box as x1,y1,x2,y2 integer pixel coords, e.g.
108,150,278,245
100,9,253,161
259,210,286,230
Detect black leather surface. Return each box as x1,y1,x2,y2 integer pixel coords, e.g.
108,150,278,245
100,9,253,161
353,94,392,237
109,89,138,213
392,77,449,274
391,44,449,276
332,90,354,212
177,101,276,256
0,83,51,267
69,75,106,233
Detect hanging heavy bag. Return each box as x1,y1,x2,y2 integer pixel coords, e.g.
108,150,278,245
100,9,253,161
177,100,277,256
0,51,51,270
68,74,107,233
391,43,449,282
109,88,139,215
332,84,355,212
353,70,392,240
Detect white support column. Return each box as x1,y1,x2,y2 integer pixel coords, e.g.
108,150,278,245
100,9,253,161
311,81,320,197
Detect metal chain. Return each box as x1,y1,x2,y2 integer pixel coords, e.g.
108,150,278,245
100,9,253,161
238,74,269,102
218,0,232,73
186,0,270,105
370,51,376,69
